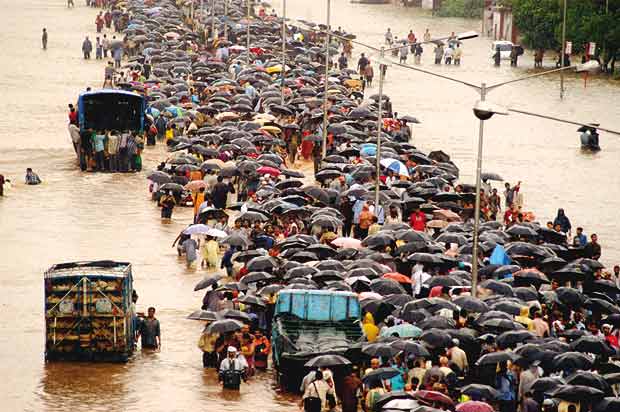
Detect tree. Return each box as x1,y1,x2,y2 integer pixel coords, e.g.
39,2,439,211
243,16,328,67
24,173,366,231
512,0,560,51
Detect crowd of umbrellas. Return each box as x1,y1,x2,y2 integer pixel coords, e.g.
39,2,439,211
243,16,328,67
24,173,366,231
97,0,620,411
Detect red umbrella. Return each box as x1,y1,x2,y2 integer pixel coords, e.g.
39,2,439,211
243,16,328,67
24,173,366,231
413,390,454,406
382,272,412,284
256,166,281,177
456,401,494,412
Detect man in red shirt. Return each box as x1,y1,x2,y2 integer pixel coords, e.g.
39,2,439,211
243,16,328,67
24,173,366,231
602,324,619,348
68,104,78,126
409,206,426,231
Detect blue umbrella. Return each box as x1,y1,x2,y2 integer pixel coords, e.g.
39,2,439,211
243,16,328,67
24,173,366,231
381,323,422,338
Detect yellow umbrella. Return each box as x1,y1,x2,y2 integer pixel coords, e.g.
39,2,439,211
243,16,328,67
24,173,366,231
260,125,282,135
265,64,283,74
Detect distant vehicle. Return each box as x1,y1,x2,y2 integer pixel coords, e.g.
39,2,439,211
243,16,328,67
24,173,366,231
491,40,514,60
271,290,363,392
77,89,146,133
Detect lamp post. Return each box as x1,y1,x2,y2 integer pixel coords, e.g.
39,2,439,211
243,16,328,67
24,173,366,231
210,0,215,41
560,0,567,99
246,0,251,65
281,0,287,105
224,0,229,40
321,0,331,159
374,47,386,207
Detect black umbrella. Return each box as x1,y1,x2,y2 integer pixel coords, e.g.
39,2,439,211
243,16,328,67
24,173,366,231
531,377,566,394
399,308,432,324
479,279,514,297
594,398,620,412
556,287,587,307
187,310,219,321
206,319,244,334
570,336,616,356
217,309,251,322
481,319,526,332
552,351,594,372
315,259,346,272
246,256,279,272
361,367,401,385
362,343,399,358
370,278,406,296
305,354,351,368
220,233,252,247
361,299,396,324
476,351,520,366
496,330,537,349
391,340,431,357
489,301,524,316
566,371,610,394
550,385,605,403
383,294,414,308
240,271,274,284
460,384,500,400
418,316,456,330
237,294,266,307
194,275,224,291
419,328,452,348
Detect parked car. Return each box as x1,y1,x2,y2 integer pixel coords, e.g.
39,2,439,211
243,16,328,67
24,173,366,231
490,40,514,60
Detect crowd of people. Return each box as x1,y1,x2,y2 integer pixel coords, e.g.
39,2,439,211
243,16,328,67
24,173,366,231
66,0,620,411
384,28,464,67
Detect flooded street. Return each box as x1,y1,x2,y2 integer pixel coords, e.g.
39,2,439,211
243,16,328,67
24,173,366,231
1,0,619,411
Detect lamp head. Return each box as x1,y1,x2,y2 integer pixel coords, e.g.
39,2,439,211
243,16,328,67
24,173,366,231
473,100,508,120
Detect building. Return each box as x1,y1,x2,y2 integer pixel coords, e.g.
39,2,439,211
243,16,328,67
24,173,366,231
487,2,519,43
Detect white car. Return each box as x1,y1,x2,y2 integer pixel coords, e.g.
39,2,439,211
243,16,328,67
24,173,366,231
491,41,514,60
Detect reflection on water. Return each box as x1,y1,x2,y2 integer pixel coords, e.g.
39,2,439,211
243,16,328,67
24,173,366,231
1,0,619,411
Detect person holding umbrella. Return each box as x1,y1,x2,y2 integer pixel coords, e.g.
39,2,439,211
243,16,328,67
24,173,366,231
495,361,517,412
301,370,334,412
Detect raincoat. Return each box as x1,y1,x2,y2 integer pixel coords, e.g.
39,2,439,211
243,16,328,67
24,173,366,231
362,313,379,342
203,239,219,268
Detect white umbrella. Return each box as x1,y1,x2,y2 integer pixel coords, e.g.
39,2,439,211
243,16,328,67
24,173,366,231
206,228,228,238
182,224,211,235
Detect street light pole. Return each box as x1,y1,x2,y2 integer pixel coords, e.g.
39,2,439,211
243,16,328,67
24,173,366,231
375,47,386,207
246,0,251,65
321,0,331,159
560,0,567,99
281,0,287,105
470,82,487,298
211,0,215,41
224,0,229,40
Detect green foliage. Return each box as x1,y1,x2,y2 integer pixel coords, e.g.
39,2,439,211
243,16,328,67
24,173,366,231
513,0,620,67
512,0,560,51
436,0,485,18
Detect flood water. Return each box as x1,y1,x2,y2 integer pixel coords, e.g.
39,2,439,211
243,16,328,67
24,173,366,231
1,0,619,411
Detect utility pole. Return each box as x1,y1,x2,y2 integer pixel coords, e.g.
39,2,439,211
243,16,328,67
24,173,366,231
246,0,251,65
374,47,386,208
560,0,567,99
470,82,487,298
321,0,331,159
281,0,287,105
224,0,229,40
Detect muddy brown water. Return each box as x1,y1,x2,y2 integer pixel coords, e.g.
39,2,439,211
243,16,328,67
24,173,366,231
1,0,619,411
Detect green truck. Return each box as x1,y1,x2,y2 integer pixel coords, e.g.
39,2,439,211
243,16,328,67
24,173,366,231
271,289,363,392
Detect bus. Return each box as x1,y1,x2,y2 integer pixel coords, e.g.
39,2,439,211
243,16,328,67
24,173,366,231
77,89,146,133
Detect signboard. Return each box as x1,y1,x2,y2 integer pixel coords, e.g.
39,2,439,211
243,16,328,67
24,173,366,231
588,42,597,56
565,41,572,55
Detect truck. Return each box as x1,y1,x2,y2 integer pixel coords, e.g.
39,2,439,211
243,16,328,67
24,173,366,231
271,290,363,392
44,261,135,362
